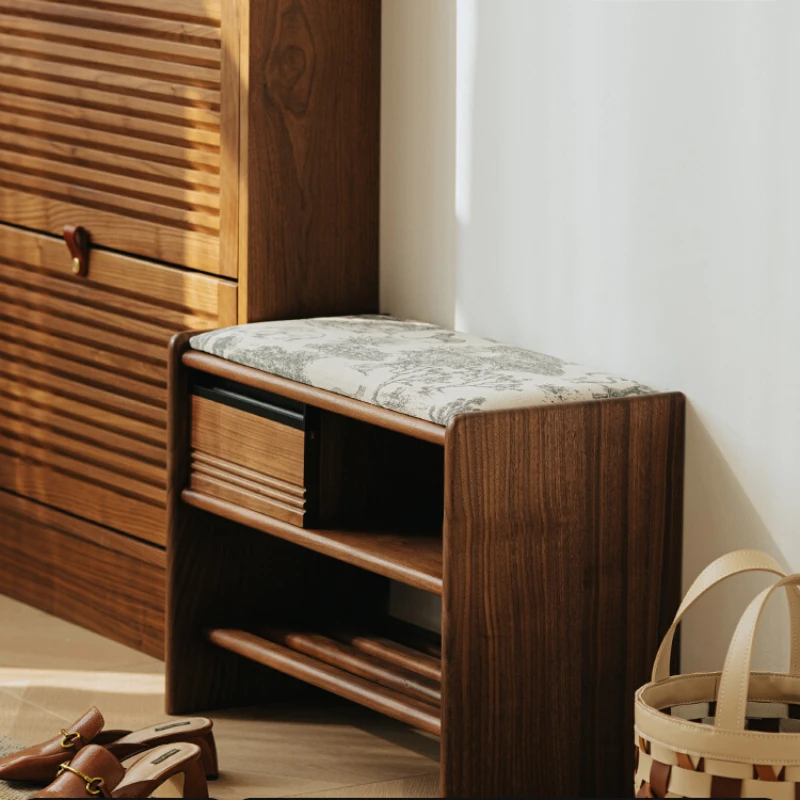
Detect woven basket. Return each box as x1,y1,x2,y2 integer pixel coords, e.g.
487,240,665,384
634,550,800,799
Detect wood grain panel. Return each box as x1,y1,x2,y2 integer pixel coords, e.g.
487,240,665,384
441,395,685,798
0,53,221,106
0,490,165,657
1,33,221,83
0,225,227,316
0,223,235,546
0,0,235,274
0,1,223,45
218,0,239,278
0,167,221,233
238,0,380,320
0,317,167,385
0,412,164,487
0,144,221,210
74,0,222,23
0,72,220,129
0,353,166,427
0,388,164,465
0,90,221,148
0,369,165,448
0,453,166,545
0,338,168,408
0,189,220,276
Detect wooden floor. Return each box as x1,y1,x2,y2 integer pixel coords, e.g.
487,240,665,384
0,596,440,798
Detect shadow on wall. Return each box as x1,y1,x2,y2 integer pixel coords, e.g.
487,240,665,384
682,404,790,674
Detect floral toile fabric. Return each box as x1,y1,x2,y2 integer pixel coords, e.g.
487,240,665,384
190,315,656,426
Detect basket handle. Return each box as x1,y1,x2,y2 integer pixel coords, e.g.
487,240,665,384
716,572,800,731
651,549,800,682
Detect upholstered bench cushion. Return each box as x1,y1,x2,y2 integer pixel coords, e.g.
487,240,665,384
190,316,655,425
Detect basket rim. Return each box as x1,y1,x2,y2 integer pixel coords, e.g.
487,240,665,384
636,670,800,766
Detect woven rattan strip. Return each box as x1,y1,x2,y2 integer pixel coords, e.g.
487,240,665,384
634,734,800,799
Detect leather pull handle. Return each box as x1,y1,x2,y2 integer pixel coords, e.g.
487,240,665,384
716,572,800,731
63,225,91,276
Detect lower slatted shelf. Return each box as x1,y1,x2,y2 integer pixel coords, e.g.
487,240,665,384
262,628,441,706
207,627,442,736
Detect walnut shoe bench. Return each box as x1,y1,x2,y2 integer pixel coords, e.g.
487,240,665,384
165,316,685,798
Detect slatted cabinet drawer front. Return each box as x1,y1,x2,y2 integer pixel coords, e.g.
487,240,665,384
0,223,236,545
0,0,236,275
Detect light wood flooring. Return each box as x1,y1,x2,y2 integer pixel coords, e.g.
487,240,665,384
0,596,440,798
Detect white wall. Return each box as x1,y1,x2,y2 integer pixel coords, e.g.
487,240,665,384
381,0,800,671
380,0,457,328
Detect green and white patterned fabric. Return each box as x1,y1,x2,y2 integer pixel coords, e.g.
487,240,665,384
190,315,655,426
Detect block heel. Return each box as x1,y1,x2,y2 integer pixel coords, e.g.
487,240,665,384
186,731,218,780
177,754,209,799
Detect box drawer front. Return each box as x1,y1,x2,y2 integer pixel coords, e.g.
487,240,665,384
0,0,236,276
0,223,237,545
190,382,316,527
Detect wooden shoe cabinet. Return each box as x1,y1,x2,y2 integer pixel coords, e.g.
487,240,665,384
0,0,380,655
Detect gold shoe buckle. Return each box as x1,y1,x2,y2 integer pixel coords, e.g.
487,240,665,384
57,762,104,796
59,729,82,750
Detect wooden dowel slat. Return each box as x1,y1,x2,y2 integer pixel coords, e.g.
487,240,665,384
333,630,442,683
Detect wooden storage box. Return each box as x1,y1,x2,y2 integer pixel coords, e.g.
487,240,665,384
190,374,319,527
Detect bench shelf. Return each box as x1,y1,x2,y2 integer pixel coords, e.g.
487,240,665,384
207,626,442,736
183,489,443,594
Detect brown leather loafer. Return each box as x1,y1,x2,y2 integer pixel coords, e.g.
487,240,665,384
0,707,217,783
33,743,208,798
0,708,104,784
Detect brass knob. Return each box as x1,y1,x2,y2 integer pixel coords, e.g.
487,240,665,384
72,257,81,275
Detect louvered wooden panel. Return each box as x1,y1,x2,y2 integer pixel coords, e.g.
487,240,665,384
0,489,166,657
0,0,238,276
0,223,237,546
